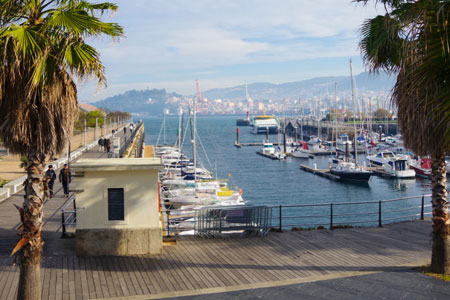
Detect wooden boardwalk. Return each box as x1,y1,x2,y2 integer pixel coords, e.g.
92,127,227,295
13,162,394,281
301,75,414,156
0,210,432,299
0,141,433,299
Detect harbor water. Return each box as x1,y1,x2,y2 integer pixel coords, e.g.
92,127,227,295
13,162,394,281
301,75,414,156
139,115,442,228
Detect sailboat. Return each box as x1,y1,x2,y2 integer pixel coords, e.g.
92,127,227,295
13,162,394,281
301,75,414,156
329,60,372,182
292,142,309,158
161,96,245,209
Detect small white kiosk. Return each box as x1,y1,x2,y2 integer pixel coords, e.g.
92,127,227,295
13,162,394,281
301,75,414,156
72,158,163,256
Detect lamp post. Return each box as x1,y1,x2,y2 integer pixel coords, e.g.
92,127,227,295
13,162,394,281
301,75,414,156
95,118,98,140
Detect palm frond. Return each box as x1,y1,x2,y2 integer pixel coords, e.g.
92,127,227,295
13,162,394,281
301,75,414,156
2,24,42,59
359,14,403,73
353,0,405,10
45,3,123,38
64,41,106,85
46,9,103,35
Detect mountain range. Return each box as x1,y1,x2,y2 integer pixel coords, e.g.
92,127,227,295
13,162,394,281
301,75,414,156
202,72,394,100
92,72,395,115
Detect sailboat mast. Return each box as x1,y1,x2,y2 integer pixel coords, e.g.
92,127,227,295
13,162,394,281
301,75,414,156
177,107,183,149
350,59,358,163
334,82,338,147
317,96,321,140
300,108,304,141
163,112,166,145
193,96,197,182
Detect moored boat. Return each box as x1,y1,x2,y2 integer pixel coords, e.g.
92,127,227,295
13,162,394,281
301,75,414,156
256,141,286,160
409,158,432,178
251,114,280,134
291,142,309,158
329,157,372,182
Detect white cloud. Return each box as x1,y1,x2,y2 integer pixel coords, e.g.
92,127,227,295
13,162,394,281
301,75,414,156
80,0,382,101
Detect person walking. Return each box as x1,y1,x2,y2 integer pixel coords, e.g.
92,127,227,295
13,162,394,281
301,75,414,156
106,138,111,152
123,127,127,135
45,165,57,198
59,163,71,197
98,136,104,151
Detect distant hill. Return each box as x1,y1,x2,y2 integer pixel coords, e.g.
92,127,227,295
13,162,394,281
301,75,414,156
202,72,395,101
93,72,395,114
92,89,183,115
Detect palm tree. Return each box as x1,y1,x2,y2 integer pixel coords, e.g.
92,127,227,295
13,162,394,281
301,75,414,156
356,0,450,274
0,1,123,299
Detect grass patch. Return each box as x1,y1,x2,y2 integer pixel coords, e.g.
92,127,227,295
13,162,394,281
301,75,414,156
416,265,450,282
0,178,8,187
332,225,355,230
291,225,326,231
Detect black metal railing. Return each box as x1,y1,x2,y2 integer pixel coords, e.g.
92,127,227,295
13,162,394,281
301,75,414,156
269,194,433,231
163,193,437,236
120,121,144,157
61,194,76,238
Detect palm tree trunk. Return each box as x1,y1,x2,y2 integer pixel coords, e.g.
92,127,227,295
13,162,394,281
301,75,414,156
430,154,450,274
17,150,45,300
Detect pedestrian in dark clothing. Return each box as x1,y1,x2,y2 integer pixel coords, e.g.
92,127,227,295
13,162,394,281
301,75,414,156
98,137,104,151
106,138,111,152
45,165,57,198
59,164,71,197
123,127,127,134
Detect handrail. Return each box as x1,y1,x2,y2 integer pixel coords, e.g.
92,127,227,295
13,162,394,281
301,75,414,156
163,192,444,235
61,194,76,238
267,194,432,209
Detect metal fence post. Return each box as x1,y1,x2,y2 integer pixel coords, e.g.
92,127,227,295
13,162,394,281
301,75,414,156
166,210,170,236
420,195,425,220
330,203,333,229
279,205,282,231
378,201,382,227
61,212,66,238
73,197,77,222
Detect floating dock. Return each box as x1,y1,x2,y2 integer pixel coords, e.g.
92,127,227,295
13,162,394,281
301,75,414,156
299,164,340,180
301,165,399,181
370,167,402,179
236,118,250,126
235,142,281,147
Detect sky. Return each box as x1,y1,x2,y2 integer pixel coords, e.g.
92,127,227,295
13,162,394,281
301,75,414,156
79,0,384,103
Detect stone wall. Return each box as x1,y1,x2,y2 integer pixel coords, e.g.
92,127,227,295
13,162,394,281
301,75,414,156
76,227,162,256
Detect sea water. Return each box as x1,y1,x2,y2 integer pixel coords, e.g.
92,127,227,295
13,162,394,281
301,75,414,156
139,115,439,227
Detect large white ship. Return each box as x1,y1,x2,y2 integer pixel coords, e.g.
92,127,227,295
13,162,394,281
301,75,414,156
251,114,280,134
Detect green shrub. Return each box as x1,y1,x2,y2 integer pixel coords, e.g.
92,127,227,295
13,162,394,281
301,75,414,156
0,178,8,187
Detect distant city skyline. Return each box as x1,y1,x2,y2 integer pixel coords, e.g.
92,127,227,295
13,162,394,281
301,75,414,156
79,0,384,103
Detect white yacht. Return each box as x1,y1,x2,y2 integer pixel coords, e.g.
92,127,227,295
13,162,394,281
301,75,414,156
336,133,353,153
366,151,396,167
366,151,415,178
257,141,286,159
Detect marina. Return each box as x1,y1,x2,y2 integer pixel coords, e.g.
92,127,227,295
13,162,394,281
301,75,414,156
144,115,440,211
0,116,444,299
2,1,450,298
